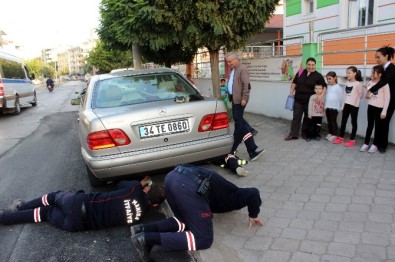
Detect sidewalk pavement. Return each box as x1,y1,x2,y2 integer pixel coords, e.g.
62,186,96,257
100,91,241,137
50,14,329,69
195,113,395,262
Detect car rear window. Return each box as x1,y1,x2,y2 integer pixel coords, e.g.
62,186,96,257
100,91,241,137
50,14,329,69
92,72,201,108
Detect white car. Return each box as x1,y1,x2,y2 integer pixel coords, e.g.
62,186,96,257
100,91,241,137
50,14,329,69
0,51,37,115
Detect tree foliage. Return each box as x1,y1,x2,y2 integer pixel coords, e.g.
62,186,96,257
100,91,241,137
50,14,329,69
86,41,133,73
25,58,45,79
97,0,197,66
97,0,279,96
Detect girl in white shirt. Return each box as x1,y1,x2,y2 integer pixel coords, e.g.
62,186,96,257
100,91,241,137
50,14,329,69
325,71,343,142
360,65,391,153
332,66,364,147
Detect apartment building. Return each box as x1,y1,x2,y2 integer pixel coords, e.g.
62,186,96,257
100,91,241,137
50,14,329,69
283,0,395,78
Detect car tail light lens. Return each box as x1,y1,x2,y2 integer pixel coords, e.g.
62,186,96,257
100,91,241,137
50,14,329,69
198,112,229,132
87,129,131,150
0,79,4,97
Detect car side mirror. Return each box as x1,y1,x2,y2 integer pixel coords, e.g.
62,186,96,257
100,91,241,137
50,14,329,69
30,73,35,80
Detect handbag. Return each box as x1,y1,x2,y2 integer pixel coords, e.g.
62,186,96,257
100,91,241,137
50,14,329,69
285,95,294,111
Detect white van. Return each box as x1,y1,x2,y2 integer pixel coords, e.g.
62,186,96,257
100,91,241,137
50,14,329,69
0,52,37,115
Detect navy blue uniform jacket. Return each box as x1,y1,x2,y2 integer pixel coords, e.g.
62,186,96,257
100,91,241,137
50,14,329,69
85,181,149,229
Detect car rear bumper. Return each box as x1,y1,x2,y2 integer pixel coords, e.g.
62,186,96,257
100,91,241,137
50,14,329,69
81,134,233,180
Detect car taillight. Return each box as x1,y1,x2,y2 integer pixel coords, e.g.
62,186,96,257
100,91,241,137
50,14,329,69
198,112,229,132
87,129,131,150
0,79,4,97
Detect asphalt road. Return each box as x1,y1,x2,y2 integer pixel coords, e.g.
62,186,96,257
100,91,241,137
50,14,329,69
0,81,193,262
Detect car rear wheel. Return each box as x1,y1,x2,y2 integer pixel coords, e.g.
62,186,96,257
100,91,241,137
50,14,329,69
86,165,106,187
14,97,21,115
31,92,37,106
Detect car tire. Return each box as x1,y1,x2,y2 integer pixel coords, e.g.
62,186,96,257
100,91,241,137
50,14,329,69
31,92,37,106
86,165,106,187
14,97,21,115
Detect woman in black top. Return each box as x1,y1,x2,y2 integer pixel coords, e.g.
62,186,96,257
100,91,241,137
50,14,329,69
366,46,395,153
285,57,326,140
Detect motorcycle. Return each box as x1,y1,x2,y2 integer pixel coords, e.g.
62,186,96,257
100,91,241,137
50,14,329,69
47,83,54,92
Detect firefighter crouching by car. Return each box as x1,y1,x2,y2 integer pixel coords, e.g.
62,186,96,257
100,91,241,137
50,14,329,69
130,164,263,261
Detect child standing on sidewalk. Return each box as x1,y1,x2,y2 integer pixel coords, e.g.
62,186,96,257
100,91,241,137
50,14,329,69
324,72,343,142
306,83,326,141
333,66,364,147
360,65,391,153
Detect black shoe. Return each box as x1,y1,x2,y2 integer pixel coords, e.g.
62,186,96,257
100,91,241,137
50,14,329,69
314,136,321,141
378,148,386,154
252,130,258,137
249,149,265,161
284,136,298,141
8,199,25,212
306,138,311,142
130,224,144,236
131,233,150,261
0,209,4,224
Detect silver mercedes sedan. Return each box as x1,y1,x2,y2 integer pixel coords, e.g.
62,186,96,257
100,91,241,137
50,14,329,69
77,68,233,186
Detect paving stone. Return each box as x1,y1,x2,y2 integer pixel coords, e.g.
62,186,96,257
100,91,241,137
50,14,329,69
310,194,331,203
289,219,314,230
266,217,291,228
355,244,387,261
352,196,373,205
327,242,356,257
347,204,370,213
297,210,321,220
334,188,355,196
343,212,368,222
321,255,351,262
289,193,310,202
339,221,364,232
320,211,344,221
280,228,307,240
244,236,272,251
257,226,282,238
364,221,391,233
326,203,348,212
260,250,291,262
289,252,320,262
333,231,361,244
331,195,352,204
368,212,393,223
307,229,334,242
361,232,390,246
387,246,395,260
314,220,338,231
370,204,394,213
271,238,300,252
299,240,328,255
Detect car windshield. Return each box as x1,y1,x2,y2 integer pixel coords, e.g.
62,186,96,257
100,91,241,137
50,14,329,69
92,72,201,108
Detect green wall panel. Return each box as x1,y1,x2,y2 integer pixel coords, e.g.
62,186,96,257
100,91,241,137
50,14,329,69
286,0,301,16
317,0,339,9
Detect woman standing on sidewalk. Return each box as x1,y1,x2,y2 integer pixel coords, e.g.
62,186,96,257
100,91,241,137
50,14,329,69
365,46,395,153
285,57,326,141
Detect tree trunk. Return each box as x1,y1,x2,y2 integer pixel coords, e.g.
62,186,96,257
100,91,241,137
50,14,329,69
209,49,220,99
132,45,142,69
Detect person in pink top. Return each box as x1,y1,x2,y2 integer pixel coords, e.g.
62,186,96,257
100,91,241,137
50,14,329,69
333,66,364,147
360,65,391,153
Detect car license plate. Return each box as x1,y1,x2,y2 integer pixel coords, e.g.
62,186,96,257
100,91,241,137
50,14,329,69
139,120,190,138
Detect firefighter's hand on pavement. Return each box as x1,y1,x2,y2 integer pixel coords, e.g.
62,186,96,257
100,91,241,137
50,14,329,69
248,217,264,229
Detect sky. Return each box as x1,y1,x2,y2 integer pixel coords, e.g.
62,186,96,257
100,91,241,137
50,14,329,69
0,0,101,58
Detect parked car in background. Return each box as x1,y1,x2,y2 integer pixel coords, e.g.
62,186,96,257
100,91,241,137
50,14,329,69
76,68,233,186
0,51,37,115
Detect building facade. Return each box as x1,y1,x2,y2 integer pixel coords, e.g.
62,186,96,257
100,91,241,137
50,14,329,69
283,0,395,79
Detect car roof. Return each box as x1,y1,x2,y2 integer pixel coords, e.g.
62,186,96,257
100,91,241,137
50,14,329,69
90,68,182,83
